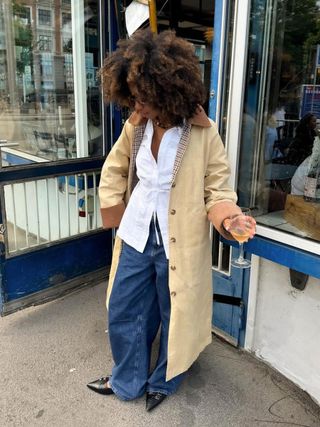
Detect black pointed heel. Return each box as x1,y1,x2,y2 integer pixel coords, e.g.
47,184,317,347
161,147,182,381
146,392,167,411
87,376,114,395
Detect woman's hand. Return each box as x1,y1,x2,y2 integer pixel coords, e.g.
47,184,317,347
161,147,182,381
223,214,256,240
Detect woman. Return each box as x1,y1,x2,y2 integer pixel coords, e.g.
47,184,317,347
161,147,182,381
87,29,255,411
290,156,311,195
286,113,317,166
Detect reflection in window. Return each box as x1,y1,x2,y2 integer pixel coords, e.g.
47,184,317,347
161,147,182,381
4,172,102,254
38,35,52,51
38,8,52,27
15,5,31,25
240,0,320,243
0,0,103,166
62,12,71,27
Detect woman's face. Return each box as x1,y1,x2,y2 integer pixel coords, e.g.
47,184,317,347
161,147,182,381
309,115,317,130
131,97,160,121
129,85,160,121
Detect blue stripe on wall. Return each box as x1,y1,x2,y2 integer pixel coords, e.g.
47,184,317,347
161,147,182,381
222,236,320,279
2,230,112,303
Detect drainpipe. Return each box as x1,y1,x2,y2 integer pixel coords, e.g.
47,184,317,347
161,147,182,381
148,0,158,33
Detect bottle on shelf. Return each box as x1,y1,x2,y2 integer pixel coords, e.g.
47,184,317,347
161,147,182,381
304,170,318,202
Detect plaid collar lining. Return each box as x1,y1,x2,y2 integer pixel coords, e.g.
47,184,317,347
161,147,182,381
128,120,192,193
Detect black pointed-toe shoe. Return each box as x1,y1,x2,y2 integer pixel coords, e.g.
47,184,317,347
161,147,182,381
87,376,114,395
146,392,167,411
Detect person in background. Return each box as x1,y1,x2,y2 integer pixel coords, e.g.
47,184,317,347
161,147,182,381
273,104,286,140
290,156,311,195
286,113,317,166
265,113,283,163
87,29,256,411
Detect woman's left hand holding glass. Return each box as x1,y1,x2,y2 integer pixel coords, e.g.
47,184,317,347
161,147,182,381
223,214,256,240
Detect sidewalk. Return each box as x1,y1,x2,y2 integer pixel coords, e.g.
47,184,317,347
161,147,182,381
1,281,319,427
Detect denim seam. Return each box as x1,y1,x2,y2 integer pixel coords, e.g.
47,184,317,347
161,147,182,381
133,279,148,396
133,313,143,395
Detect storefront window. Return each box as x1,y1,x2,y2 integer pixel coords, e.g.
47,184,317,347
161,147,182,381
0,0,103,166
240,0,320,244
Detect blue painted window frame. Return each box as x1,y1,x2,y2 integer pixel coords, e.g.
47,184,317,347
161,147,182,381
209,0,223,120
222,236,320,279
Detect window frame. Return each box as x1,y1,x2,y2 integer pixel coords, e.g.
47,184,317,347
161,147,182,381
15,5,32,26
37,34,53,52
37,7,53,28
61,12,72,28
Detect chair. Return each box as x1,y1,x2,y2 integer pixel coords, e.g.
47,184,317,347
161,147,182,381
36,131,55,153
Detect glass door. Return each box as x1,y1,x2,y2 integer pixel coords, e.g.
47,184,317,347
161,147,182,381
210,0,253,347
0,0,113,314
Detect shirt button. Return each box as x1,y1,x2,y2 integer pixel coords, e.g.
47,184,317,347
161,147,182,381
170,237,176,243
171,291,177,297
170,265,176,270
170,209,176,215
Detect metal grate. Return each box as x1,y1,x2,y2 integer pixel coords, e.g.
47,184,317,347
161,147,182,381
4,171,102,255
212,227,231,275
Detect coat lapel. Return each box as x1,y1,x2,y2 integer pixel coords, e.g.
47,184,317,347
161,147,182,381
171,107,211,185
129,120,192,190
127,106,212,191
171,122,192,186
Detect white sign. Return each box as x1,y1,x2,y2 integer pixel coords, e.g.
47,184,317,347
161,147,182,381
125,1,149,37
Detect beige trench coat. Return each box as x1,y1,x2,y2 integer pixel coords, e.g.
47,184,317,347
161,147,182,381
99,108,238,381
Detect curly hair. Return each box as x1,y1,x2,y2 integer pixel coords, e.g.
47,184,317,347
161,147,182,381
99,29,206,125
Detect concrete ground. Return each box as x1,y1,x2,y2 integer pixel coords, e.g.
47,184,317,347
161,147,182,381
1,282,320,427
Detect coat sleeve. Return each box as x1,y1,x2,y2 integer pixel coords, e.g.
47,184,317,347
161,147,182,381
98,120,133,228
204,123,241,238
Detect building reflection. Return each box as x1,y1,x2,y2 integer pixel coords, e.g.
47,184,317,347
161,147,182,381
0,0,101,163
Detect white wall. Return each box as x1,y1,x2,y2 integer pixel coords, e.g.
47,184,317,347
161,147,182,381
249,258,320,405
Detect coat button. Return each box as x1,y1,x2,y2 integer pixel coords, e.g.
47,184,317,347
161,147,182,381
172,182,176,188
170,209,176,215
171,291,177,297
170,237,176,243
170,265,176,271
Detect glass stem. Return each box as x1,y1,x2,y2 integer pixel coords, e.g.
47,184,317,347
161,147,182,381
238,243,245,262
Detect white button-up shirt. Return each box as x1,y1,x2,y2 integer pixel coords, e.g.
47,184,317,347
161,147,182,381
117,119,181,258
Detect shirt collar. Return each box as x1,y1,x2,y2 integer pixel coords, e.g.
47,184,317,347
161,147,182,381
128,105,212,128
144,119,182,139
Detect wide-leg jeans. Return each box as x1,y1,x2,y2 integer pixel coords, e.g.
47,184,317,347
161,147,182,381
108,224,184,400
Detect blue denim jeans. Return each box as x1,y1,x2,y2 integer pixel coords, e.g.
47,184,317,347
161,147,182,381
108,222,184,400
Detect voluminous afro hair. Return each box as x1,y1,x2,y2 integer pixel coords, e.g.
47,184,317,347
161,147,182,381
99,29,206,125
